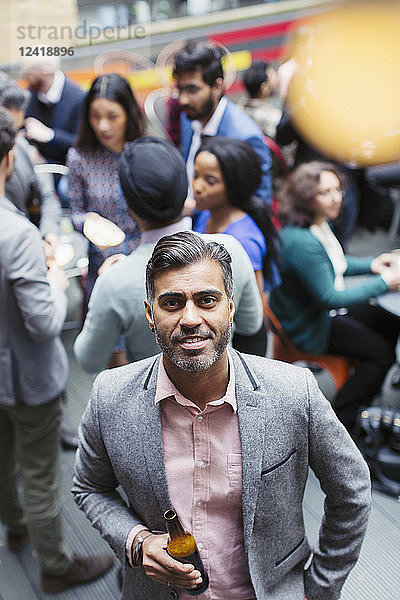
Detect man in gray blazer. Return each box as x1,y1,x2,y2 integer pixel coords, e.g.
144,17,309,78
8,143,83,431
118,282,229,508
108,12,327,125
73,230,371,600
0,108,113,593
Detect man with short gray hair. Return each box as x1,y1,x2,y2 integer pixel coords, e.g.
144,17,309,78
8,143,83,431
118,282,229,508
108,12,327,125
73,228,371,600
22,53,85,164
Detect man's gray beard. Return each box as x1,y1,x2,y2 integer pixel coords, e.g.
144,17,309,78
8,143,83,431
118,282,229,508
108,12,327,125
154,323,231,372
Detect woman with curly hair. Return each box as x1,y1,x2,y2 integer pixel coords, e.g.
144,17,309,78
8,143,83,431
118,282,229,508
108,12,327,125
269,161,400,430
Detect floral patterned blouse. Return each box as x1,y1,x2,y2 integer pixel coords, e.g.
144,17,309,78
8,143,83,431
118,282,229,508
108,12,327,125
67,146,140,298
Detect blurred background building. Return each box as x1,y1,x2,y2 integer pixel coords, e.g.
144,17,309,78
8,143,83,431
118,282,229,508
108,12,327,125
1,0,329,84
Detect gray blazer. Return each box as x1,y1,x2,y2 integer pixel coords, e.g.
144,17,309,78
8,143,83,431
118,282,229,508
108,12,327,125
0,197,68,406
6,136,61,238
72,351,371,600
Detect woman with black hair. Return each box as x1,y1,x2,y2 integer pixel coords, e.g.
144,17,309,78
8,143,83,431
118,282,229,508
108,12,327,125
192,136,280,297
67,73,145,303
192,137,280,356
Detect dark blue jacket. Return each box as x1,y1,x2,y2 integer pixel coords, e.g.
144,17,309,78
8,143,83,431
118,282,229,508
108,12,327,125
180,98,273,204
26,77,86,164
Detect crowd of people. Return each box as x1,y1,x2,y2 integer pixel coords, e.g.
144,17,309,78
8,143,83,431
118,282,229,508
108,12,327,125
0,38,399,597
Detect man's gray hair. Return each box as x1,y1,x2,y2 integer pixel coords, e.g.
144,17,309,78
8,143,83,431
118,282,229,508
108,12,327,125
0,73,30,112
146,231,233,303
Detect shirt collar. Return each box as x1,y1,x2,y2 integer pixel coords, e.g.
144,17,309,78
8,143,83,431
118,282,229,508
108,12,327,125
140,217,192,245
37,70,65,104
155,348,236,413
192,96,227,137
245,98,264,108
0,195,25,216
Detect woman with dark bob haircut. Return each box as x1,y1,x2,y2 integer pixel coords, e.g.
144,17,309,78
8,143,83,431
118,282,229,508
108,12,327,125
192,136,281,356
67,73,145,366
269,161,400,431
67,73,145,298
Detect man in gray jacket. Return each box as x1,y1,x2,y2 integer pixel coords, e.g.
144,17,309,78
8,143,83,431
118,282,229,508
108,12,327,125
0,73,61,249
72,229,371,600
0,108,113,593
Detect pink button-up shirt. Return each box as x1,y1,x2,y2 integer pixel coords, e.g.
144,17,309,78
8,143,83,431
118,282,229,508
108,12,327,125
126,352,256,599
159,353,255,600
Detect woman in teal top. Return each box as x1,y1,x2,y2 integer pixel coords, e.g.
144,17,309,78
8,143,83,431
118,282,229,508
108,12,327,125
269,161,400,430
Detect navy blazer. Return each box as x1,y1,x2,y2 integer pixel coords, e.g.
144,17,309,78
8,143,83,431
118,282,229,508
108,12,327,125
180,98,273,204
26,77,86,163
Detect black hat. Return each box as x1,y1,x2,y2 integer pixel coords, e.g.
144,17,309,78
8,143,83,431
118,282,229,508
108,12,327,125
119,136,188,224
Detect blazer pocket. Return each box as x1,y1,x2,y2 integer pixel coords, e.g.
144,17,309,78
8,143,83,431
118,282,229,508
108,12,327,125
275,537,305,567
261,448,297,477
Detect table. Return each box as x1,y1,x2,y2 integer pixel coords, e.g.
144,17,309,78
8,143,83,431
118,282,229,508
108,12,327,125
375,291,400,317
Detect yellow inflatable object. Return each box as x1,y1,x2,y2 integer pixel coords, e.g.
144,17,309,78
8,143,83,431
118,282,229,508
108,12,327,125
287,1,400,167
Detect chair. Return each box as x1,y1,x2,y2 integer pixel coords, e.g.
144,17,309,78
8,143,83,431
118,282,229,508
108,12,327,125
388,187,400,239
263,300,353,391
263,135,289,176
263,135,289,227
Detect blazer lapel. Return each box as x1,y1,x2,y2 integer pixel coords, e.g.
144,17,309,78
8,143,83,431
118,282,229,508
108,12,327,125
232,352,268,549
136,357,172,514
180,113,194,160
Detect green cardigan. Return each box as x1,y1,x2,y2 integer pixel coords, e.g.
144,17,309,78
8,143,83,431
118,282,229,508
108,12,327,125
269,225,389,354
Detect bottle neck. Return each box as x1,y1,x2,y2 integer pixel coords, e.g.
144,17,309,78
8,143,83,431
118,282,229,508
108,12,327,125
164,509,186,539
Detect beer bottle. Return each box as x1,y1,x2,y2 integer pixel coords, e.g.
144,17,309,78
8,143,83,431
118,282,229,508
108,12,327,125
164,509,209,596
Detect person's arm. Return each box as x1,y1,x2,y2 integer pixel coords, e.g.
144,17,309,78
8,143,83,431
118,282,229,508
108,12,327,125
288,239,389,309
66,149,88,232
73,271,124,373
344,254,375,276
221,235,263,336
344,252,399,277
8,225,67,341
304,369,371,599
72,371,146,569
27,95,83,159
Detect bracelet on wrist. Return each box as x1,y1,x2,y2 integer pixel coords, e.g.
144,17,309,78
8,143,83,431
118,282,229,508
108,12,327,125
132,531,153,567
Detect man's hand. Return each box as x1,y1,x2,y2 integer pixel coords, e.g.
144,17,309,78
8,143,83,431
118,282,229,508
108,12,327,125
181,196,196,217
25,117,54,143
46,264,69,292
141,533,203,590
43,233,59,261
97,253,125,276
